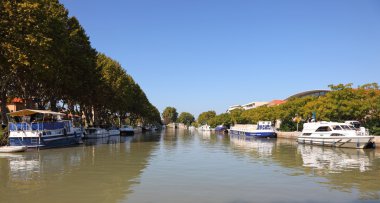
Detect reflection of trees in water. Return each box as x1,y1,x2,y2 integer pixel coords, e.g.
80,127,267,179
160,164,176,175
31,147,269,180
0,133,160,203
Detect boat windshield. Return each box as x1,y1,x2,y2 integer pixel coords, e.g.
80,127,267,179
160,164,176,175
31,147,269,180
257,125,271,130
340,125,352,130
332,125,342,130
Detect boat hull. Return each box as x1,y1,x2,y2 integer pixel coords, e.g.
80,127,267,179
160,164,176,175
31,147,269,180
297,136,375,149
229,130,277,138
9,133,82,149
0,146,27,153
120,130,134,136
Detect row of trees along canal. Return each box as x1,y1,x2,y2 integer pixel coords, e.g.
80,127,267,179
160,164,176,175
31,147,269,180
0,0,161,127
163,83,380,135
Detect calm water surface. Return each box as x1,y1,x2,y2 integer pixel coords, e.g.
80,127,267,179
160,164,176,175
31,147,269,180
1,129,380,203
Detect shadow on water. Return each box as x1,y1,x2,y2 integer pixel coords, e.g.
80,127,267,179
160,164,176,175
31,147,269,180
0,132,161,203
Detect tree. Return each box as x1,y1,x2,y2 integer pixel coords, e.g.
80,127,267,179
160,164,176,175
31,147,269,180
162,107,178,125
197,110,216,125
178,112,195,126
208,113,232,128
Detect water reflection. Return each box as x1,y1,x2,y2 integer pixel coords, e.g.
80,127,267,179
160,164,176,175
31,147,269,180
230,134,275,157
298,145,373,172
0,131,379,203
0,133,161,203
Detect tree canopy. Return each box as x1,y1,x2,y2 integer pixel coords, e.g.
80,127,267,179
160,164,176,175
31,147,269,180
197,110,216,125
0,0,161,127
178,112,195,126
162,107,178,124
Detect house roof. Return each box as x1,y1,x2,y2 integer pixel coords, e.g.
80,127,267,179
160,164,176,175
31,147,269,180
11,98,24,103
267,100,286,106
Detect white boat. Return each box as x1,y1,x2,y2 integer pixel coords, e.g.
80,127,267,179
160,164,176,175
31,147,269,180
0,146,27,153
229,121,277,138
297,121,375,149
107,128,120,136
83,127,109,139
198,124,212,131
119,125,134,136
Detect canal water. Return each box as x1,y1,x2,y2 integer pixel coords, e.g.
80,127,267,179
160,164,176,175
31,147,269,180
0,129,379,203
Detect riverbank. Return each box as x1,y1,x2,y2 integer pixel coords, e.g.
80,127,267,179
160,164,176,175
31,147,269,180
277,131,380,145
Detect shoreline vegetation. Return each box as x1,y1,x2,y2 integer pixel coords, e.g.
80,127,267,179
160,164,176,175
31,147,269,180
165,83,380,136
0,1,161,131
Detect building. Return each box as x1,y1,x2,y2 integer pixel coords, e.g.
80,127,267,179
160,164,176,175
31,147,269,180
6,98,25,113
226,90,330,113
266,100,286,107
227,101,268,112
285,90,330,100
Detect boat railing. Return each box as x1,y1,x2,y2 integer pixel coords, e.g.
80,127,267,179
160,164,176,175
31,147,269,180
9,121,68,131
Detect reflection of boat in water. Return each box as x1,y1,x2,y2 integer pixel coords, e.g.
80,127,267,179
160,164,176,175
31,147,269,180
0,133,158,203
298,122,375,149
229,134,274,156
298,144,373,172
229,121,277,138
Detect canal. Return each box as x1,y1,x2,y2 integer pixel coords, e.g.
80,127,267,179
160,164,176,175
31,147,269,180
0,129,379,203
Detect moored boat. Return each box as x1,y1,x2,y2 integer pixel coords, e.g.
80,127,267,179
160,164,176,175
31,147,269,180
0,146,27,153
107,127,120,136
8,109,82,149
214,125,228,133
198,124,212,131
119,125,134,136
229,121,277,138
83,127,109,139
297,121,375,149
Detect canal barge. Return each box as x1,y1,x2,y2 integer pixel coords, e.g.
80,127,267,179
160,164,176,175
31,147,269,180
297,121,375,148
83,127,109,139
229,121,277,138
120,125,134,136
8,109,82,149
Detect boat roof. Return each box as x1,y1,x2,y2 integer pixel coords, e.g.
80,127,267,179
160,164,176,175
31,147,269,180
8,109,65,116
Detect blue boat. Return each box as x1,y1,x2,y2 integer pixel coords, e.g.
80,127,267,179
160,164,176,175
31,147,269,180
229,121,277,138
214,125,227,133
8,109,83,149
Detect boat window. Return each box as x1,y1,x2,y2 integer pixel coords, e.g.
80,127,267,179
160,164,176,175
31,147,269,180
302,133,311,136
352,122,361,128
315,126,332,132
332,125,342,130
340,125,351,130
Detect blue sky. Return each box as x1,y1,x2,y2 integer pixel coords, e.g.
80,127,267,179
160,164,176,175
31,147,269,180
60,0,380,117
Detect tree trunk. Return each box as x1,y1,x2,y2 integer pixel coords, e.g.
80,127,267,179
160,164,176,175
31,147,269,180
50,98,57,111
0,90,8,125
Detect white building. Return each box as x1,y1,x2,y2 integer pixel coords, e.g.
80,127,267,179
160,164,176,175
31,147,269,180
227,101,268,112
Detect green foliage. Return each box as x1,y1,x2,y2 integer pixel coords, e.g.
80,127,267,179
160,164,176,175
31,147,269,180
162,107,178,124
208,113,232,128
220,83,380,132
197,110,216,125
178,112,195,126
0,0,161,127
